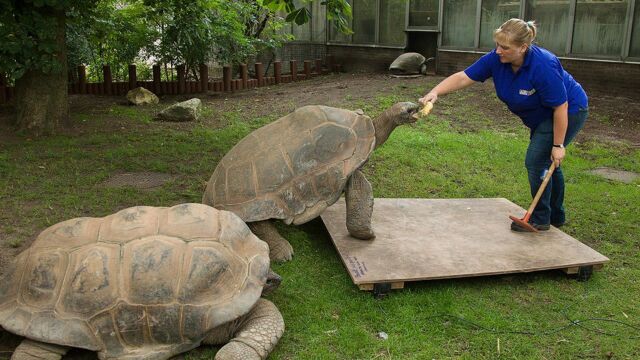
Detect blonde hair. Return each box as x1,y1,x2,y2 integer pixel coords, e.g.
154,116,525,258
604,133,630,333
494,18,537,47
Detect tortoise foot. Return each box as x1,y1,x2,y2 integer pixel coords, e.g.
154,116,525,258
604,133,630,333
269,237,294,263
249,220,294,262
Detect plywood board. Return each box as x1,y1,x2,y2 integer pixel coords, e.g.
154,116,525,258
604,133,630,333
320,198,609,287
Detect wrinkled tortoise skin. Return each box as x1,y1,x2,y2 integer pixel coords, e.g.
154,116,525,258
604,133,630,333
203,105,375,226
0,203,270,359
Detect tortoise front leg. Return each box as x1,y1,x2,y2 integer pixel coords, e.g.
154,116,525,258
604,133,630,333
210,299,284,360
249,221,294,262
345,169,375,239
11,339,68,360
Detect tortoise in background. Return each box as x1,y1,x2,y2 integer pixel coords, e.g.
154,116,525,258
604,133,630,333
203,102,420,262
0,203,283,360
389,52,434,76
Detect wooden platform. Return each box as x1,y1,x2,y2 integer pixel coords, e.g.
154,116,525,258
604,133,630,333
320,198,609,291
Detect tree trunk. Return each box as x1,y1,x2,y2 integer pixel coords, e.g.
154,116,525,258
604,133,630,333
14,9,69,136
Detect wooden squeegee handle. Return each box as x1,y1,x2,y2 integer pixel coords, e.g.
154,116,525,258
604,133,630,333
526,162,556,215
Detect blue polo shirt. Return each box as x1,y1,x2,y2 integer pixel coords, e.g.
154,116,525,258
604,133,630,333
464,45,588,129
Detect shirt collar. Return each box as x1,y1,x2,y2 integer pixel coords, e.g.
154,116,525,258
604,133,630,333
521,45,535,69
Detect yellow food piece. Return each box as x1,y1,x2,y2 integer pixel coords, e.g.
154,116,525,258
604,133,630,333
419,102,433,117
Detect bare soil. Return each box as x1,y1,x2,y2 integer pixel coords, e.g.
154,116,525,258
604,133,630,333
2,72,640,144
0,72,638,357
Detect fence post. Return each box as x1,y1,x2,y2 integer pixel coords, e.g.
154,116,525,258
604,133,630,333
77,65,86,94
199,64,208,93
274,61,281,84
152,65,161,94
290,60,297,80
177,64,185,94
240,64,248,89
326,55,335,73
103,65,112,95
128,64,137,90
223,66,231,92
0,73,6,104
315,59,323,75
304,60,312,79
254,63,264,86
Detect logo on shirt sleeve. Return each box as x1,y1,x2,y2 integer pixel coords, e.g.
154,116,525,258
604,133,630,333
519,88,536,96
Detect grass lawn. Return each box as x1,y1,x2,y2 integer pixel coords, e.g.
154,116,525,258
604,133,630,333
0,74,638,359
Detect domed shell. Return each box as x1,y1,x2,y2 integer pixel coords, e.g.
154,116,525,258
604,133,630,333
389,52,426,74
0,204,269,357
203,105,375,225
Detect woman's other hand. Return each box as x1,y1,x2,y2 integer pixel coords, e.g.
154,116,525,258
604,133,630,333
551,146,565,166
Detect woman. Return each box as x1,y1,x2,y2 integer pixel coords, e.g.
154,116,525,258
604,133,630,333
419,18,588,231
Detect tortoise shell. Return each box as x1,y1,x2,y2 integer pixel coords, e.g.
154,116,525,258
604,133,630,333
203,105,375,225
389,52,427,75
0,203,269,358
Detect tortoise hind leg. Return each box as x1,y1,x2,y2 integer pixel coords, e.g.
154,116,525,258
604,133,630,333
345,169,375,239
11,339,68,360
249,221,294,262
211,299,284,360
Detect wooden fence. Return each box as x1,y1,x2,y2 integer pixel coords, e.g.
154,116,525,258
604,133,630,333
0,55,341,104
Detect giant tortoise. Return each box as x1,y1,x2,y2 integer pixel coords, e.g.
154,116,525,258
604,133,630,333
0,203,284,360
203,102,423,262
389,52,434,76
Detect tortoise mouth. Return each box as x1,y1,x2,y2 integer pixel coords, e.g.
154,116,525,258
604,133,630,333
408,106,420,121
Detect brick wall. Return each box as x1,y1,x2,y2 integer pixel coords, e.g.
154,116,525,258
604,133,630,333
436,50,640,98
561,59,640,98
327,46,405,73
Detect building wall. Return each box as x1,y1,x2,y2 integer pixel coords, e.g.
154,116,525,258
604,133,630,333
436,50,640,98
273,43,327,74
327,46,405,73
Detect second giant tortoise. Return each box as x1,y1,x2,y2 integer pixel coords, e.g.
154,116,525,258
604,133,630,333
203,102,420,262
389,52,433,76
0,203,283,360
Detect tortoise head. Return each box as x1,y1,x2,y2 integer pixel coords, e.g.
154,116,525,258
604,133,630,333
372,102,419,148
388,101,420,125
262,269,282,296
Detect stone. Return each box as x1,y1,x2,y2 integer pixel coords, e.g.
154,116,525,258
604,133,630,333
126,87,159,105
155,98,201,122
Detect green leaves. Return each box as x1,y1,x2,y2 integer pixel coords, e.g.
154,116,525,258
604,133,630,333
285,7,311,25
0,0,353,82
0,0,97,79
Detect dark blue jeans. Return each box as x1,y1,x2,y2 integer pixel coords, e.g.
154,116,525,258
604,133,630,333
525,108,588,225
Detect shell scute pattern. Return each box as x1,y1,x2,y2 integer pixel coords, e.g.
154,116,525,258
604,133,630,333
205,105,375,224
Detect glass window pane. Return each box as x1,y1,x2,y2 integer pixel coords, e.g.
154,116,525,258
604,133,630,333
631,1,640,57
380,0,407,46
329,0,353,42
408,0,439,27
353,0,377,44
572,0,628,56
479,0,521,48
312,0,327,43
442,0,476,47
526,0,570,55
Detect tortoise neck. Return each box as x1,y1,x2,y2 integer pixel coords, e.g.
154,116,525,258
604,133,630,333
373,109,397,148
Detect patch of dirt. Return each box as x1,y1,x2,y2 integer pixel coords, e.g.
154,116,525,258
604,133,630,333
2,72,639,144
588,167,639,183
101,172,175,189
